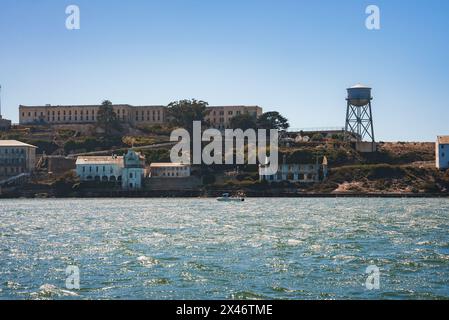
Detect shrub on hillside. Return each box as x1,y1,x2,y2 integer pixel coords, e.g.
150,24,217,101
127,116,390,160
138,124,174,136
64,136,123,154
286,149,316,163
366,164,406,180
25,140,59,155
202,174,216,185
140,149,171,164
418,182,440,193
330,164,406,183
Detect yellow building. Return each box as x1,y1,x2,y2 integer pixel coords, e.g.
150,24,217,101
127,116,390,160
205,105,263,129
149,163,191,178
19,104,262,129
19,104,166,126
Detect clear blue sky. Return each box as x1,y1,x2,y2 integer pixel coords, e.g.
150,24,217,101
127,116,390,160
1,0,448,141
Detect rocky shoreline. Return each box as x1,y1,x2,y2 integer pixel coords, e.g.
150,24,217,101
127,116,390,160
1,187,449,199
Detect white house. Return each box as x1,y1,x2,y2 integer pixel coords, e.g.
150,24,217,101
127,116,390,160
149,163,191,178
259,157,328,183
75,150,146,190
76,155,123,182
436,136,449,170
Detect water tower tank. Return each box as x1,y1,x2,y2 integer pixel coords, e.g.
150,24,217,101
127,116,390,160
347,84,372,107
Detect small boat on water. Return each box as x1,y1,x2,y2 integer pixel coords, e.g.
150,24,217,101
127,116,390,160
216,193,245,202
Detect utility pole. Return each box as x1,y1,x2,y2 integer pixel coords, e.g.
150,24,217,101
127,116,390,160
0,85,2,118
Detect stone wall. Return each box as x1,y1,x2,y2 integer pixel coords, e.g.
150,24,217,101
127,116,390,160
48,156,76,175
145,176,201,190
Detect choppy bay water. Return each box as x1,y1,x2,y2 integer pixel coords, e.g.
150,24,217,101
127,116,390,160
0,198,448,300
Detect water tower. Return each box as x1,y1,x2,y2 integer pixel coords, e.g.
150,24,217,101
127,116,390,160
344,84,375,143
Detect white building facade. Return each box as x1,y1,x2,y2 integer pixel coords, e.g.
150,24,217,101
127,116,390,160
122,150,146,190
76,155,123,182
0,140,37,178
75,150,146,190
259,157,328,183
436,136,449,170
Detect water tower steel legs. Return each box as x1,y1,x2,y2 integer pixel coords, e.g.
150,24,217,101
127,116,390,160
345,101,375,143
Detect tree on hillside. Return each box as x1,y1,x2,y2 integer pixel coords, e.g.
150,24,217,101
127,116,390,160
257,111,290,131
96,100,120,135
166,99,210,132
311,133,324,142
229,113,257,131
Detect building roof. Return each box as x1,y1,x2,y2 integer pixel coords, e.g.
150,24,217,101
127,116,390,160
19,104,133,109
349,83,371,89
0,140,37,148
19,104,260,111
76,155,124,165
149,162,190,168
437,136,449,144
207,105,261,109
